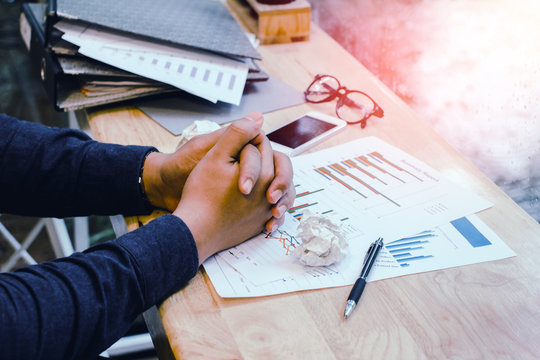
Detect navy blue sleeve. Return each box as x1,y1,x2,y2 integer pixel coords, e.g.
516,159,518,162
0,113,155,217
0,214,199,360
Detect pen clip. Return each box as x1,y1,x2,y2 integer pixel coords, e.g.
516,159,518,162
362,243,375,265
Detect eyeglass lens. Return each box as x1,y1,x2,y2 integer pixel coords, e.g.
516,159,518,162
306,75,379,125
336,91,377,124
305,76,340,102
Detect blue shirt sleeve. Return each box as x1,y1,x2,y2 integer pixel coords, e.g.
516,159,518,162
0,113,155,217
0,214,199,360
0,114,201,359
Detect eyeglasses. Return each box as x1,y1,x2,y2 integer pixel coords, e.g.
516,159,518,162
304,74,384,128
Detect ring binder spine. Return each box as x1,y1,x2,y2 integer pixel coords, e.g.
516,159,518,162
22,2,64,111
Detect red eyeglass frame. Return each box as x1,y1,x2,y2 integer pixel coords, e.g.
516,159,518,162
304,74,384,128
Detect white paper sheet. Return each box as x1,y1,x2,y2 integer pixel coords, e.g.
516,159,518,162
137,75,306,136
204,137,514,297
287,137,493,240
204,214,515,297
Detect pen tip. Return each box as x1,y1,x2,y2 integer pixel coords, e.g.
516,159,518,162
344,300,356,320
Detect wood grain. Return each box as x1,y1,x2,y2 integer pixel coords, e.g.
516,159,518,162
228,0,311,44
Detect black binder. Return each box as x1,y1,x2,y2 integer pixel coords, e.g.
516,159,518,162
21,3,63,111
49,0,261,60
21,3,176,111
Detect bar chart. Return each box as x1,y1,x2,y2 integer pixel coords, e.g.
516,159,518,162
313,151,435,214
386,231,436,267
381,215,498,272
289,137,493,241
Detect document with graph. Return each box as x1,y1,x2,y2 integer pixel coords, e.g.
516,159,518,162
203,137,515,297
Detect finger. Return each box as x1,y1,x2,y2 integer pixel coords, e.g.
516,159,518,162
267,151,295,204
182,127,226,154
238,144,262,195
210,111,263,160
271,187,295,219
247,127,275,183
265,215,285,233
253,134,275,181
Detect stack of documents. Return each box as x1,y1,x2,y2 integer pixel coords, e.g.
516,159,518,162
47,0,265,110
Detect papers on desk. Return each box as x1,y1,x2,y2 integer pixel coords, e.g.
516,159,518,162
37,0,266,110
203,137,515,297
137,76,306,135
55,20,249,105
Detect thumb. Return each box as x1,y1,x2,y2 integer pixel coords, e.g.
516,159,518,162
211,111,264,159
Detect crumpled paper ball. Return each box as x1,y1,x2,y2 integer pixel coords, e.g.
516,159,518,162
293,210,348,266
176,120,221,149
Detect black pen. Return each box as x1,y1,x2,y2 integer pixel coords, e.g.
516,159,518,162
343,237,384,320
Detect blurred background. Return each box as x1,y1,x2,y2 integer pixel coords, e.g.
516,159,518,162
310,0,540,222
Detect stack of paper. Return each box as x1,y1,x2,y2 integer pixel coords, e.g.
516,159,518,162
49,0,265,109
55,20,250,105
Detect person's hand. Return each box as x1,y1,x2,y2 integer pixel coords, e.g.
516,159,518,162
141,127,226,212
265,150,295,232
173,115,275,264
141,111,295,231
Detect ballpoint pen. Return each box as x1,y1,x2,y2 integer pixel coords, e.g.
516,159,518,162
343,237,384,320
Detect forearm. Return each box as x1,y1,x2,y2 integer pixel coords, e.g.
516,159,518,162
0,214,199,360
0,114,155,217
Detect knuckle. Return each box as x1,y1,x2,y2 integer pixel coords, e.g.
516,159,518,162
260,164,275,182
286,186,296,203
229,120,251,138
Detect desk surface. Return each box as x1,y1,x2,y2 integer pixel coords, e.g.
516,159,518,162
87,22,540,360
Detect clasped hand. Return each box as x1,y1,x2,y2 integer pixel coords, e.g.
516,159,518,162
141,112,295,264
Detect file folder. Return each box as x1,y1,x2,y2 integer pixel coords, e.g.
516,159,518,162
49,0,261,60
21,3,176,111
21,1,267,111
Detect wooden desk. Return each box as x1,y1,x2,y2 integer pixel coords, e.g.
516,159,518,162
87,23,540,360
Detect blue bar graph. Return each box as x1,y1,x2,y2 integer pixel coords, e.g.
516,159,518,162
386,232,436,267
450,217,492,248
395,255,434,266
386,218,494,268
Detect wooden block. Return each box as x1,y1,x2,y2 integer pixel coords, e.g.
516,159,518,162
228,0,311,44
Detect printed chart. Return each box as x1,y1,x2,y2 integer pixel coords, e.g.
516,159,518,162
206,213,515,297
210,212,353,296
288,137,493,241
218,216,302,285
369,214,515,281
386,231,437,267
203,137,514,298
